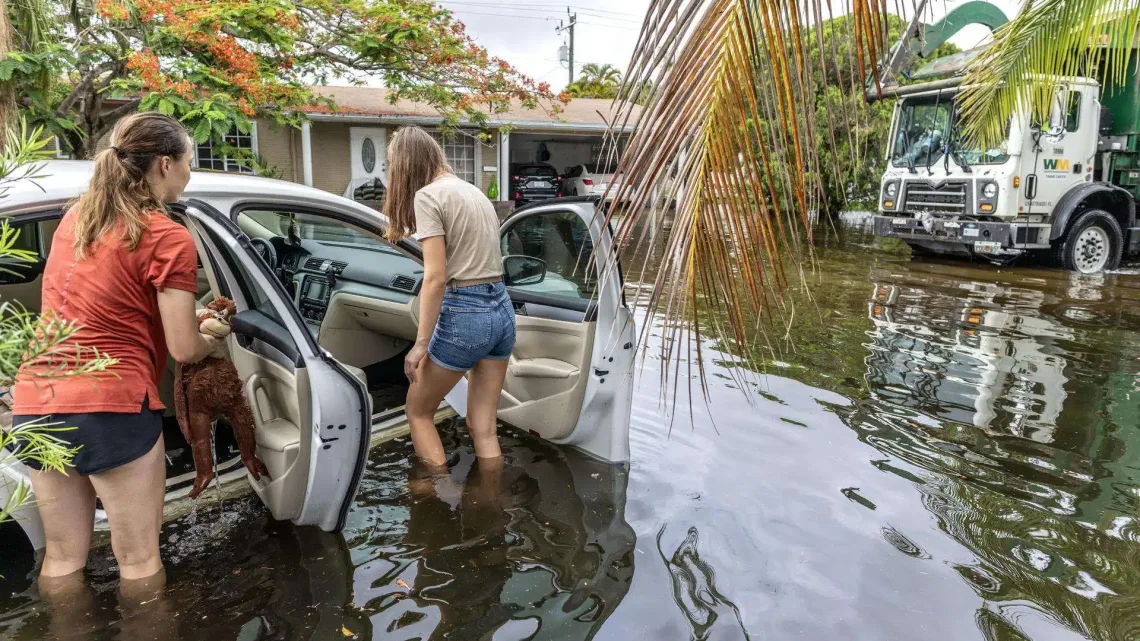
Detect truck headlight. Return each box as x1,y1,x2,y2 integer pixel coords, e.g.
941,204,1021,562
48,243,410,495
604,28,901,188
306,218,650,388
886,182,898,198
982,183,998,199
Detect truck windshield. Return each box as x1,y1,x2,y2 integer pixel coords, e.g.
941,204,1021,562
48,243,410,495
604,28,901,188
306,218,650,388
892,98,952,167
892,97,1010,167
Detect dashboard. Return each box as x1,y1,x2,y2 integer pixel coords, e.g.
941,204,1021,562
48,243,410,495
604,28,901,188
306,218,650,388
258,236,424,328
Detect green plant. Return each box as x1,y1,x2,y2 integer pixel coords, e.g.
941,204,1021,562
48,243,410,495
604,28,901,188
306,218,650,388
958,0,1140,151
0,119,118,524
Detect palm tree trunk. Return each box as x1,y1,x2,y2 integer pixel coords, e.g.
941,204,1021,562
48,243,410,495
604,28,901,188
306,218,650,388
0,0,15,150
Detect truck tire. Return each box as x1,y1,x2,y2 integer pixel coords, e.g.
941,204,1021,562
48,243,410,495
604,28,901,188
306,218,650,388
1052,209,1123,273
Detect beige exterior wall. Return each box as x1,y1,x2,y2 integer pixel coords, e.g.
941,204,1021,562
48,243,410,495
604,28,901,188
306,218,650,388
479,136,498,195
254,120,298,183
309,122,352,195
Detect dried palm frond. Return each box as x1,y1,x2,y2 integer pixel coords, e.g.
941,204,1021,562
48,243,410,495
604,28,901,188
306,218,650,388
958,0,1140,151
600,0,891,396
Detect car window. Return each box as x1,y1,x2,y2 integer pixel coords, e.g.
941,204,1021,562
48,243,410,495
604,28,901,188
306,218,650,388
522,165,557,178
239,209,399,255
500,211,596,302
207,226,289,328
3,218,42,256
1065,91,1081,132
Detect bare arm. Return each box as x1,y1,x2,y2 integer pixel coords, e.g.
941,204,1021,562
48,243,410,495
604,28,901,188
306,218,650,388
416,236,448,345
405,236,447,382
157,288,219,364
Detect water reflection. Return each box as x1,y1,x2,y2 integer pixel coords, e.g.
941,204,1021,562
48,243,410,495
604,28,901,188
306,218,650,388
846,259,1140,639
345,418,636,641
657,525,749,641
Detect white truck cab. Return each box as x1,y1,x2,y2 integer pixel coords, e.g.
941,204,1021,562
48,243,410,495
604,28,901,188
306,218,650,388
875,80,1137,273
869,1,1140,273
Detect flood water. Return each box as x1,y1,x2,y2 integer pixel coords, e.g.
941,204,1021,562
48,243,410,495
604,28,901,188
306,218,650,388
4,221,1140,640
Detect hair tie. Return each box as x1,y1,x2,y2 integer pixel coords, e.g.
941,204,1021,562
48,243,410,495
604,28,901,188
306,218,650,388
110,145,126,158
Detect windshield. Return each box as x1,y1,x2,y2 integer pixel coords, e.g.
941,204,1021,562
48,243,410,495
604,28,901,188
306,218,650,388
241,210,399,254
892,99,952,167
892,97,1010,167
521,165,557,177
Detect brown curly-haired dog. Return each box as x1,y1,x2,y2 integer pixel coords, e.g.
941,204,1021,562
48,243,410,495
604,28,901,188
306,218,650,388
174,296,269,498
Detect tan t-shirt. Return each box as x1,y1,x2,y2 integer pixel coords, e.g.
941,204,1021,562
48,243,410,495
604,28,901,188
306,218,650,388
414,175,503,284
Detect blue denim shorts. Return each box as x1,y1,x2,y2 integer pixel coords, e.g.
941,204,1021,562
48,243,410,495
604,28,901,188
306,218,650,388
429,281,516,372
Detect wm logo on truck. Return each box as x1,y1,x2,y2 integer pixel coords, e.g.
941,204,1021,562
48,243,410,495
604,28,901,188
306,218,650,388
1043,159,1071,171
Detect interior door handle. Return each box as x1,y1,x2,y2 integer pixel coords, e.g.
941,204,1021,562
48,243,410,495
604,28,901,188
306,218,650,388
512,301,526,315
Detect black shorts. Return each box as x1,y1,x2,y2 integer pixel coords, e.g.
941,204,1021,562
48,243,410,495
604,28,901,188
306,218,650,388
11,396,163,476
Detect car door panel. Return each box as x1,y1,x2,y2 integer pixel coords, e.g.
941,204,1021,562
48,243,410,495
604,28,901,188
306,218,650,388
492,202,635,462
498,315,593,440
185,202,371,532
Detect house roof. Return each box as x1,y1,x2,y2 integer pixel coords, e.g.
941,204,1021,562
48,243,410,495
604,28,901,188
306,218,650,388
304,85,640,132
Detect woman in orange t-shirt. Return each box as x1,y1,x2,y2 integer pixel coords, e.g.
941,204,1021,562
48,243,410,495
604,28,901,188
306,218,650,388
12,113,222,586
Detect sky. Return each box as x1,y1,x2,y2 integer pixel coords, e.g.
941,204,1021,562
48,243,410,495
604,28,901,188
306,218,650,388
418,0,1026,93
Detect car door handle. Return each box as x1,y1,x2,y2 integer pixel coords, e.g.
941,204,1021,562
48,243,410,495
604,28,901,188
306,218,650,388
512,301,527,315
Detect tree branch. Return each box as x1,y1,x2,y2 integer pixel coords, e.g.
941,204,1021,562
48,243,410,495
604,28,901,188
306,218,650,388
56,61,118,117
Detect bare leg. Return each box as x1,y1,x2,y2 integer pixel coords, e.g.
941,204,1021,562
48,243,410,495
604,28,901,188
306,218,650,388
29,465,96,578
118,568,175,641
466,359,509,459
88,434,166,581
38,568,98,640
405,359,464,467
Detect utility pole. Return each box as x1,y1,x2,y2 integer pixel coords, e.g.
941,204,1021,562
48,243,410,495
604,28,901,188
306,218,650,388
555,8,577,86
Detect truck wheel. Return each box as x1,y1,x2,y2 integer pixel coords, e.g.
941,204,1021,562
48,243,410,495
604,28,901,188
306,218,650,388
1052,209,1123,274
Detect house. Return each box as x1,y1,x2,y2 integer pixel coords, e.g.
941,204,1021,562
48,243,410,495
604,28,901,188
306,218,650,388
92,86,641,205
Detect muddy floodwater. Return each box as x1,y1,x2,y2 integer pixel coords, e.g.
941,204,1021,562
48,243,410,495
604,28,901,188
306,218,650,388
4,222,1140,640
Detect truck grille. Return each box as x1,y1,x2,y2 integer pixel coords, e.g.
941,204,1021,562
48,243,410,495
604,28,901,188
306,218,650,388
903,181,969,214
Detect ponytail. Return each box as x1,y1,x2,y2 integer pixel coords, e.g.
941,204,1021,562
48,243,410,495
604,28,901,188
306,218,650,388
73,112,190,259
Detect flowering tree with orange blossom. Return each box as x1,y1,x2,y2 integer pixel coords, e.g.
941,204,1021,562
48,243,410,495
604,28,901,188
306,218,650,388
3,0,562,161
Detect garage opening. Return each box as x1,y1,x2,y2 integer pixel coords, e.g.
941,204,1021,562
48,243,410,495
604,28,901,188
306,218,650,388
508,133,627,202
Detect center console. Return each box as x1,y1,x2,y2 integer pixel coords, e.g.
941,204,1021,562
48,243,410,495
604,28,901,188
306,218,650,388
299,274,332,322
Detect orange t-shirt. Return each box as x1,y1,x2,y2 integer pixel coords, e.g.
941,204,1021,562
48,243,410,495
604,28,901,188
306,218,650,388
13,208,199,415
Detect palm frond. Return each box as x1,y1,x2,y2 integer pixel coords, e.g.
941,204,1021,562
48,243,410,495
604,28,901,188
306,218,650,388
958,0,1140,151
601,0,890,395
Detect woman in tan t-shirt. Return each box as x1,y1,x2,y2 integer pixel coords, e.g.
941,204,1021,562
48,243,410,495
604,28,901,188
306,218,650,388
384,126,516,467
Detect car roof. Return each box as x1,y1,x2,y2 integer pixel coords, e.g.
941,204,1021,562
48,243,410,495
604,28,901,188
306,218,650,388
1,160,383,220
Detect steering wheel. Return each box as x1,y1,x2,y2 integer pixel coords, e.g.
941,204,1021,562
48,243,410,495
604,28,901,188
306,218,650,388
250,237,277,268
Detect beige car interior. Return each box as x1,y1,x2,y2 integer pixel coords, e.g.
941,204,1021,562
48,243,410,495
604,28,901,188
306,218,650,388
186,222,374,521
235,209,600,442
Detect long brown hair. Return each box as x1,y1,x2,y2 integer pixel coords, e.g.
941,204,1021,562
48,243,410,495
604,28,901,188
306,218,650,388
73,112,190,259
383,126,452,241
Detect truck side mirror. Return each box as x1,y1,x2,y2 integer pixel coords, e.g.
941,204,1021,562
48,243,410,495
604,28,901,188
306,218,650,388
1100,106,1115,135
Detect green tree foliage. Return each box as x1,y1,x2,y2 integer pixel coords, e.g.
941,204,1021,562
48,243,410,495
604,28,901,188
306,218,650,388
566,63,623,99
2,0,558,160
808,15,958,214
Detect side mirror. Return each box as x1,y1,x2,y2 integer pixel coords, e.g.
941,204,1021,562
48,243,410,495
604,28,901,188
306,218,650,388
503,255,546,287
1100,106,1116,135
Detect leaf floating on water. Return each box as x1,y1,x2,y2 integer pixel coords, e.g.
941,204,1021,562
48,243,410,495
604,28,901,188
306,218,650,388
341,626,355,638
396,578,409,590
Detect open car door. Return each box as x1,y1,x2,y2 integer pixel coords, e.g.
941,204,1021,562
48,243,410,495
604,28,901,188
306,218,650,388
182,202,372,532
452,199,636,462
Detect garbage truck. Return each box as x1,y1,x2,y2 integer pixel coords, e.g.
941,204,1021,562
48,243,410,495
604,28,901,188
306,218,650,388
868,1,1140,273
